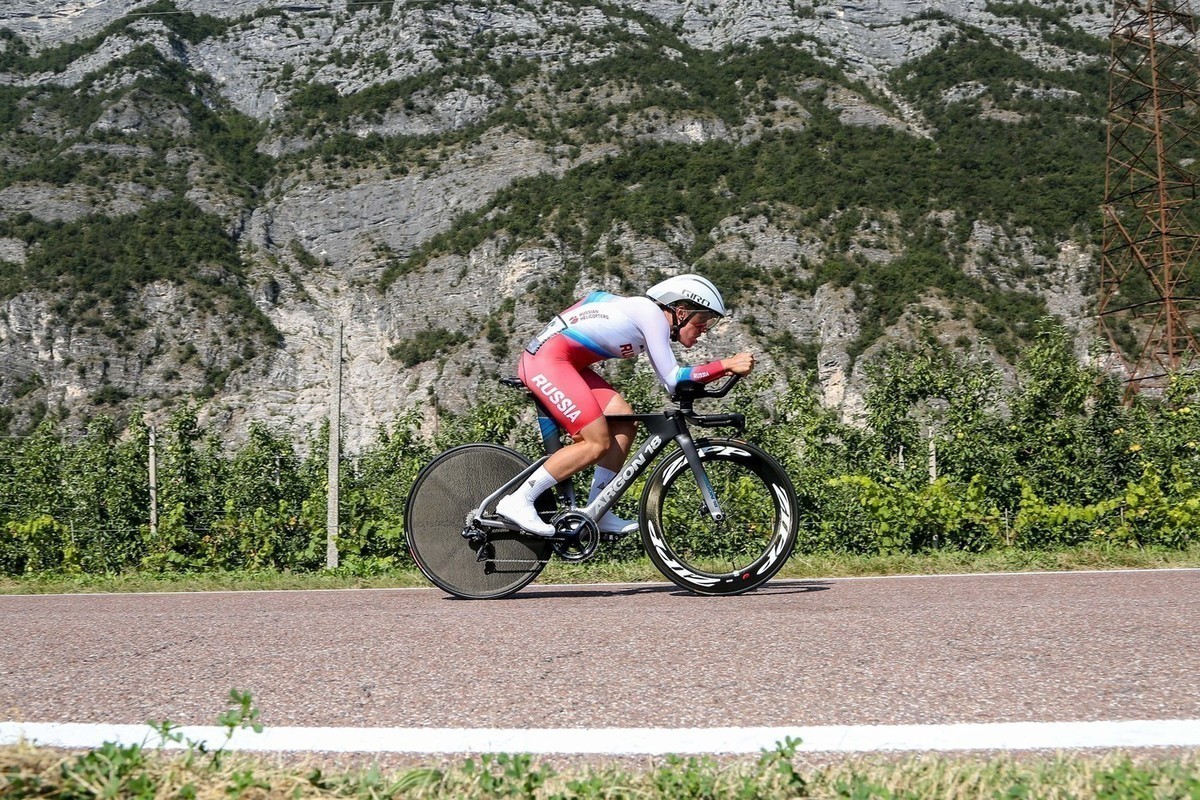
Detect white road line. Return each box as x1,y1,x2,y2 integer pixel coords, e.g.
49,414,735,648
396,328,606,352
3,719,1199,755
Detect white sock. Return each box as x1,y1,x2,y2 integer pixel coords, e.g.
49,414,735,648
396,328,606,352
518,465,558,503
588,466,617,504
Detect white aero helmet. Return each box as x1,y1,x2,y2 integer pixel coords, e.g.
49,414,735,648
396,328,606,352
645,273,728,317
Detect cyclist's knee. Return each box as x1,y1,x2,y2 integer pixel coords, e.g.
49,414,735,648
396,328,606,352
602,396,635,441
604,394,634,416
575,419,612,463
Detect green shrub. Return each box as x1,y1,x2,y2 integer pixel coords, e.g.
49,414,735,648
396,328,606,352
1,319,1198,574
388,328,468,366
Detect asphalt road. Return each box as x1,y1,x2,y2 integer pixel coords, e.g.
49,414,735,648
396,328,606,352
2,569,1197,734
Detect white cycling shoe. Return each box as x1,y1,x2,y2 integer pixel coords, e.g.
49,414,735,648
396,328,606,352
598,511,638,535
495,494,554,537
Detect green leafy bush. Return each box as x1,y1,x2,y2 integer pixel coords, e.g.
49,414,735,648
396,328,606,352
388,328,469,366
3,322,1200,575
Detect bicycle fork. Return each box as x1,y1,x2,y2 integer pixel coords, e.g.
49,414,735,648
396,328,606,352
673,433,726,523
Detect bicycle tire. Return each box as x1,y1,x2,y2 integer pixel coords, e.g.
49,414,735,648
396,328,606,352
640,438,798,596
405,443,553,600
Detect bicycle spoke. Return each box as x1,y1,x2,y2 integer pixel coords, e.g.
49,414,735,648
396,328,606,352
642,440,798,595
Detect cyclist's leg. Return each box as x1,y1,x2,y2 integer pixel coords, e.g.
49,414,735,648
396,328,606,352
586,385,638,534
519,353,612,475
591,380,635,471
498,353,609,533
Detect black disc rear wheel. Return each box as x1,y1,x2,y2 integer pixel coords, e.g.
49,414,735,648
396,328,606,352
405,444,553,599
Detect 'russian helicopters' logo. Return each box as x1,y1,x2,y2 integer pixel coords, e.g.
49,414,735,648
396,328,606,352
530,374,582,423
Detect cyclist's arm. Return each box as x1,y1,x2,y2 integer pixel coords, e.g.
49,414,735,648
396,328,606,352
637,304,730,393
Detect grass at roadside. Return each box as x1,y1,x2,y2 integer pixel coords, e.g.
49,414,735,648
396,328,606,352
2,739,1199,799
1,544,1197,595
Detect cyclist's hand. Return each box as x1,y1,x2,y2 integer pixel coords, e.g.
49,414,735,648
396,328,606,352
723,352,755,376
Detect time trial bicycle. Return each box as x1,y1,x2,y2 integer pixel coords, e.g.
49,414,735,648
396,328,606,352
404,375,798,599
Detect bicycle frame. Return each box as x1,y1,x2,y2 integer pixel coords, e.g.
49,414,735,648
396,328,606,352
468,408,726,537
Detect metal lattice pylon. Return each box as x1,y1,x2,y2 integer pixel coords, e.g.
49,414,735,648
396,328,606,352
1099,0,1200,395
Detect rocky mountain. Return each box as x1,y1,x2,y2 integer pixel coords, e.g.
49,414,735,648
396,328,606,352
0,0,1112,448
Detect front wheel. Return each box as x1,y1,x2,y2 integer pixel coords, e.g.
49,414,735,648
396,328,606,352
640,439,798,596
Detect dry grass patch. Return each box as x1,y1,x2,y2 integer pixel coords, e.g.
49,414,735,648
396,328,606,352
3,740,1200,799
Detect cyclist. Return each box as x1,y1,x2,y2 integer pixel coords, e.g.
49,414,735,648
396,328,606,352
496,273,755,536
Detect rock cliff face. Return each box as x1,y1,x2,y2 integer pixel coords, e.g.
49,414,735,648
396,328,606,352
0,0,1111,448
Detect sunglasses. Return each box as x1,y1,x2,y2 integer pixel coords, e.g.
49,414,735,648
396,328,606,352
682,309,722,333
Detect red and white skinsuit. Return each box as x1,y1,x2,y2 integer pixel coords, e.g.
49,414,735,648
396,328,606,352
519,291,727,435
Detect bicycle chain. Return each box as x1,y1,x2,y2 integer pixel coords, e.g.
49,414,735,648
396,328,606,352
476,533,631,566
478,537,618,565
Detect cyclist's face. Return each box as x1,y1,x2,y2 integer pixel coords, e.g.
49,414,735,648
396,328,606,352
678,308,720,347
